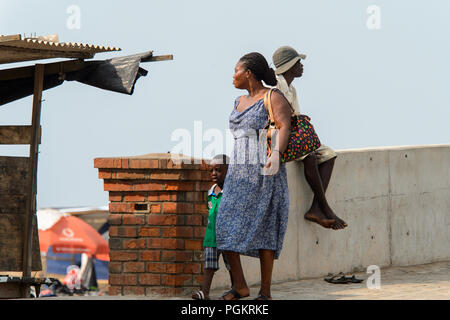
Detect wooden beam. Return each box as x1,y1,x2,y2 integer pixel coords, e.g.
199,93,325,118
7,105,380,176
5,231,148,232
0,46,93,65
0,126,41,145
141,54,173,62
0,34,21,43
0,59,84,81
21,64,44,297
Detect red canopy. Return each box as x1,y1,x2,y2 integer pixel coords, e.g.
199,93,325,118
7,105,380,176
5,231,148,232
39,215,109,261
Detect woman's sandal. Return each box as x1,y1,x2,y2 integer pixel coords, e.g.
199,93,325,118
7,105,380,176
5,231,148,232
254,293,272,300
192,290,210,300
219,288,249,300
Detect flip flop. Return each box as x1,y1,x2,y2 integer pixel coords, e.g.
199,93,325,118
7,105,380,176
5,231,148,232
254,292,272,300
324,275,350,284
192,290,209,300
219,288,249,300
345,275,364,283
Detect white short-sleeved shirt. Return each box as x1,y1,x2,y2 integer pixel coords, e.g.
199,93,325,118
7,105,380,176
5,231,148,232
275,74,300,114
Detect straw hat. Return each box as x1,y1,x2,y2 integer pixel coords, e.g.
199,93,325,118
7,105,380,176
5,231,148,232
273,46,307,75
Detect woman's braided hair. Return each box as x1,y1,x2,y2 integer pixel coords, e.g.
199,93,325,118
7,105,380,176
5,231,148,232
239,52,277,86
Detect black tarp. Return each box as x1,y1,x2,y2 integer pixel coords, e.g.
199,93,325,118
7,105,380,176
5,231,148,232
0,51,152,106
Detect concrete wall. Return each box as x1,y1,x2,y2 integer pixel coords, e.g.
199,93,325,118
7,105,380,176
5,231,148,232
211,144,450,289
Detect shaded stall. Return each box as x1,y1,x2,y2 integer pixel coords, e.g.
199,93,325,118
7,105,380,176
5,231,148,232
0,33,172,298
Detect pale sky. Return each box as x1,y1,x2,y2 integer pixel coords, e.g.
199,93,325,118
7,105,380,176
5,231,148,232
1,0,449,209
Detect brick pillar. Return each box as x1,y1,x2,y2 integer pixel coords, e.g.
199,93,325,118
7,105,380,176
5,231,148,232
94,153,211,296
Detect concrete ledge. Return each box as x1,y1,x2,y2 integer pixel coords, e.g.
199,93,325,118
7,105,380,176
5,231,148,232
211,144,450,289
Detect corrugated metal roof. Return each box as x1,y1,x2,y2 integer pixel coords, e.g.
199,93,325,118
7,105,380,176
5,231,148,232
0,34,121,64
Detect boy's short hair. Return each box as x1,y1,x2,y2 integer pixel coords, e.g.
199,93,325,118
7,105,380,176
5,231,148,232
211,154,230,165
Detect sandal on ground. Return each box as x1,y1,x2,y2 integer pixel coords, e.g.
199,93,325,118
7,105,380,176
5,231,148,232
219,288,249,300
324,275,350,284
192,290,209,300
345,275,364,283
254,292,272,300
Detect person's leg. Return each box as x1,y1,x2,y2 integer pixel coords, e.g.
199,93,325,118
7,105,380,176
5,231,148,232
192,269,215,299
258,249,275,299
220,251,249,300
312,157,347,229
302,152,336,228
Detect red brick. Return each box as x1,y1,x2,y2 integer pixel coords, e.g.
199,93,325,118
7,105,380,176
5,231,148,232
109,251,138,262
185,240,202,250
98,170,112,179
148,194,159,201
114,171,148,179
108,286,122,296
124,193,147,202
94,158,122,169
147,238,184,250
123,214,145,225
109,193,123,202
123,239,147,249
194,203,208,214
138,227,160,237
147,214,178,226
166,263,184,274
109,262,122,274
150,172,182,180
161,226,193,238
140,250,161,261
109,226,137,238
123,286,145,295
185,215,203,226
129,159,159,169
161,274,192,286
185,192,204,202
123,262,145,273
109,202,134,213
121,159,129,169
164,181,195,191
104,181,133,192
184,263,202,274
145,287,183,296
108,214,123,225
194,226,206,238
133,182,163,191
139,274,161,285
161,250,193,262
150,204,162,213
163,202,194,214
146,262,167,273
109,274,137,285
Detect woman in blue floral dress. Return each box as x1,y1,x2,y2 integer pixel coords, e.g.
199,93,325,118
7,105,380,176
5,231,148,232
216,52,292,300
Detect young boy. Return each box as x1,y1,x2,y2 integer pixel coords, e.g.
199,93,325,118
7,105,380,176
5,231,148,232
192,154,232,300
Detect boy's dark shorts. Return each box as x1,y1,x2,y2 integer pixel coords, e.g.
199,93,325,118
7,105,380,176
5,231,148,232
204,247,230,271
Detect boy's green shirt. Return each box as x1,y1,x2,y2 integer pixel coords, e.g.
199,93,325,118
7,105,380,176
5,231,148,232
203,184,223,247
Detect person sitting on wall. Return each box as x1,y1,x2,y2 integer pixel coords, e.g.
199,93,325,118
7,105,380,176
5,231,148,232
272,46,347,230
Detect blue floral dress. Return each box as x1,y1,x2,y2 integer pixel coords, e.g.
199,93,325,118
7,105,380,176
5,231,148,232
216,94,289,259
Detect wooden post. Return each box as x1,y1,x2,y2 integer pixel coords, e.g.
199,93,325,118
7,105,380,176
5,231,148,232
21,64,44,297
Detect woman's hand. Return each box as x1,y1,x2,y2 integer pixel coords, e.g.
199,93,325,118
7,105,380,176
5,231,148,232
263,150,281,176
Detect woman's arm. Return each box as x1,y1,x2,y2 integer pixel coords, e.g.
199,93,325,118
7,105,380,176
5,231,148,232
269,90,292,154
263,90,291,174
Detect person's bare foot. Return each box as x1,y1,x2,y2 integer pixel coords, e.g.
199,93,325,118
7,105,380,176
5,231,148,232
304,209,335,229
322,208,347,230
219,287,250,300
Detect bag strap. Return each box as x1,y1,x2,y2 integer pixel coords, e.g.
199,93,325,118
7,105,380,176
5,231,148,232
264,89,275,126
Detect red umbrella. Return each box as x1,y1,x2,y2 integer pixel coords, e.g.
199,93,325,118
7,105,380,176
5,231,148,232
39,215,109,261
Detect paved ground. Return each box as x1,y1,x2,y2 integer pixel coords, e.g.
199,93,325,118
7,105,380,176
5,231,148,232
33,260,450,300
209,261,450,300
